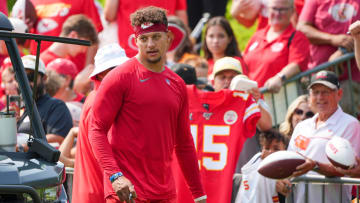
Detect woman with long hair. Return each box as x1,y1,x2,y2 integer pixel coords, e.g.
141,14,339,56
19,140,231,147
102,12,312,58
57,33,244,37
279,94,314,137
202,16,245,78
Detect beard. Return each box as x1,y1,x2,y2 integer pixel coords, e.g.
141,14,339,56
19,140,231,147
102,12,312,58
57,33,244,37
146,56,162,64
29,81,46,102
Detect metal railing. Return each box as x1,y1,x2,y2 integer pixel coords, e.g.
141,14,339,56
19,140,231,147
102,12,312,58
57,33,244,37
231,173,360,203
260,52,356,126
289,174,360,203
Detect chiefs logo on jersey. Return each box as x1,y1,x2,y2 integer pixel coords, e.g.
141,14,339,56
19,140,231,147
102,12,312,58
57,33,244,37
203,112,213,120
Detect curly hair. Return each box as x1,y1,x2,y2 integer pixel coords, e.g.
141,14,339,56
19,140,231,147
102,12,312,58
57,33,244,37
130,6,168,27
202,16,241,60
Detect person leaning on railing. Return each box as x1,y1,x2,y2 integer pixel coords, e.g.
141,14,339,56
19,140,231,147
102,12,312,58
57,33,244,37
242,0,310,93
287,71,360,203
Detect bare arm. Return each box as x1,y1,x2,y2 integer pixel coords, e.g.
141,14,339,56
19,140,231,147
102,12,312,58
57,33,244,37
349,21,360,68
264,62,301,93
104,0,119,22
59,127,78,158
230,0,258,28
293,156,344,177
46,134,65,146
297,21,353,51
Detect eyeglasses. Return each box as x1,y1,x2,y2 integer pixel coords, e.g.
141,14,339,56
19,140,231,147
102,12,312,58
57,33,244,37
269,7,292,14
294,108,314,118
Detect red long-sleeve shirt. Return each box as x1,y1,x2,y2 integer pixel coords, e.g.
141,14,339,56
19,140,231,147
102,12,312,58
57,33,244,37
89,57,205,200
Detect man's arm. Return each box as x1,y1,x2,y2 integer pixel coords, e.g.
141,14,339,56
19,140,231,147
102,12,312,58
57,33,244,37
264,63,301,93
335,156,360,178
297,21,353,51
230,0,259,28
349,21,360,69
292,156,344,177
175,84,206,201
104,0,119,22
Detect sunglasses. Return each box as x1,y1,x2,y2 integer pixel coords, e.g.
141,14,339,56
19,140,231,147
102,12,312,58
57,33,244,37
294,108,314,118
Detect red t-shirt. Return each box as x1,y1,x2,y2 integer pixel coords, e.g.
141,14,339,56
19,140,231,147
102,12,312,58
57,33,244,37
89,57,205,200
30,0,103,54
115,0,186,57
173,85,260,203
243,25,309,87
72,88,103,203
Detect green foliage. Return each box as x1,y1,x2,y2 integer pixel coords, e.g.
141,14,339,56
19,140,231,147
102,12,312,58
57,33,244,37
225,0,257,52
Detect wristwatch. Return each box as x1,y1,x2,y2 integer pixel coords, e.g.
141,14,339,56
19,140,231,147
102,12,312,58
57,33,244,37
110,172,123,183
277,72,287,82
312,161,320,172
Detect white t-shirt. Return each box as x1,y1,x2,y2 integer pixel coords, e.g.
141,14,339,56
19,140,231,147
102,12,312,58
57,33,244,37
235,152,279,203
288,106,360,203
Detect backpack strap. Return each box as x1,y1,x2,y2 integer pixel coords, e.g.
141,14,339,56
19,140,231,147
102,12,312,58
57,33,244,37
287,31,296,49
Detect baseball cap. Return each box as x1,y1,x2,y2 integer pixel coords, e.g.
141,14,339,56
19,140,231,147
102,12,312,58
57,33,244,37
47,58,78,79
308,70,340,90
211,57,242,79
21,55,46,74
173,63,203,85
90,43,129,79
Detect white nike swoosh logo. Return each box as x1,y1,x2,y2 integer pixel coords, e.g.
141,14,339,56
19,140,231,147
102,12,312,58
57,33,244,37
140,78,150,82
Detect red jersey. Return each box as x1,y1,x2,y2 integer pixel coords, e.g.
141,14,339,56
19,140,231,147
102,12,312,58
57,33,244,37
173,85,261,203
89,57,205,200
243,25,309,87
72,87,103,203
30,0,103,53
115,0,186,57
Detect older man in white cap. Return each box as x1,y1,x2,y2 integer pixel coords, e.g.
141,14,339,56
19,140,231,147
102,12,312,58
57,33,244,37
17,55,73,146
72,43,129,203
288,70,360,203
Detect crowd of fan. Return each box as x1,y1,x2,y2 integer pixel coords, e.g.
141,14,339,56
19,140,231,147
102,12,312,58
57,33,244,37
0,0,360,202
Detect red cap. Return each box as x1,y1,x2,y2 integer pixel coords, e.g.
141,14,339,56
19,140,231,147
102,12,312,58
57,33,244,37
47,58,78,79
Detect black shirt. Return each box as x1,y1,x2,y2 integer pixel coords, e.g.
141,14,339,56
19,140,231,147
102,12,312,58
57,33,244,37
18,94,73,137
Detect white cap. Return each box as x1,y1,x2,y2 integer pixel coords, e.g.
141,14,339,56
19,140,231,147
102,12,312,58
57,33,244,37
90,43,129,79
21,55,46,74
9,17,28,33
211,57,242,80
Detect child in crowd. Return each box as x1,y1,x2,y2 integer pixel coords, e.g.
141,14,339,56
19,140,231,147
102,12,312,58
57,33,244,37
235,129,291,203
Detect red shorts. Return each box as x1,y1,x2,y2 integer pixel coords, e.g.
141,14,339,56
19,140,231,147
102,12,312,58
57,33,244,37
106,194,176,203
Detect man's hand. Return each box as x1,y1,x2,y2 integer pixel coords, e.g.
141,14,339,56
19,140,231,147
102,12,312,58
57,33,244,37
335,156,360,178
247,87,261,102
276,179,292,196
195,199,206,203
112,176,137,203
331,34,354,52
349,20,360,41
264,75,282,93
292,156,316,177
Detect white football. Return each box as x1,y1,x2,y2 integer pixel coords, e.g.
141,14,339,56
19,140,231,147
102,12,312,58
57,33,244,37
230,75,258,91
326,136,356,169
258,150,305,179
